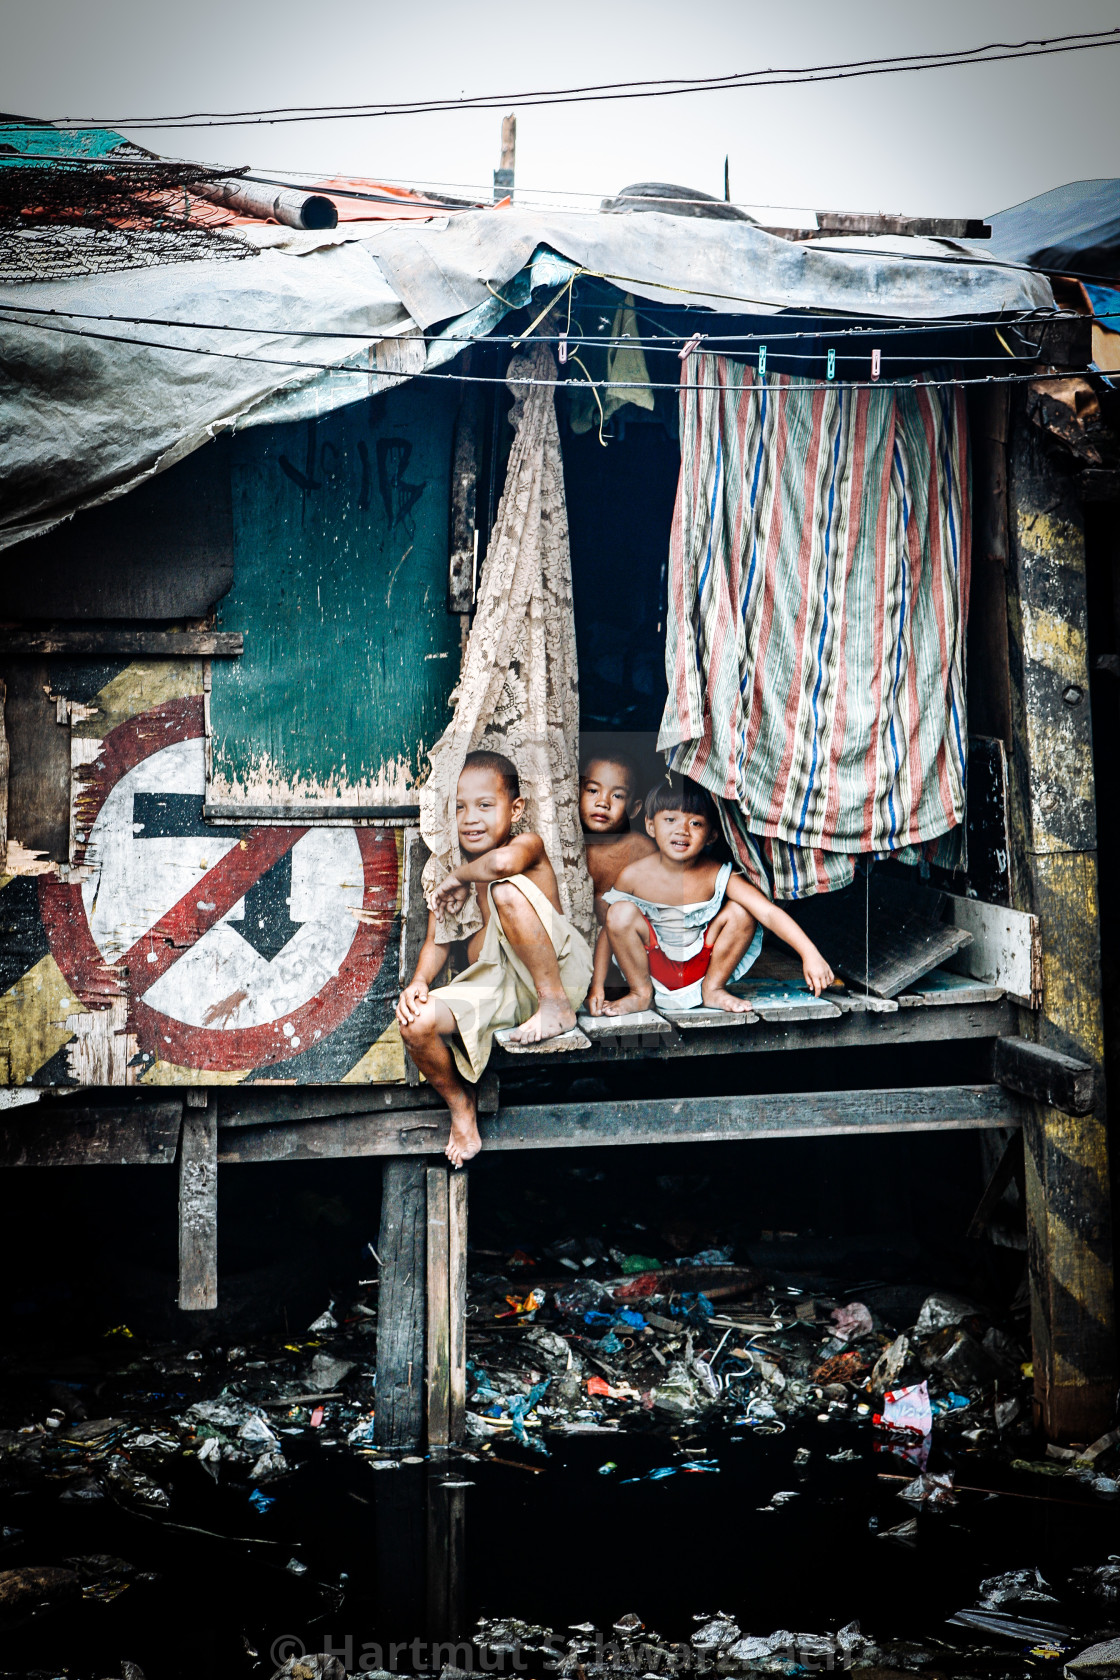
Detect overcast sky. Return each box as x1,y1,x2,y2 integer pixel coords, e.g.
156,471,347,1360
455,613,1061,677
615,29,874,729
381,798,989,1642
3,0,1118,219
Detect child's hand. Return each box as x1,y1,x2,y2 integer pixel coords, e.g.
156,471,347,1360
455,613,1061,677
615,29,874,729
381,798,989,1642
396,979,429,1028
802,949,835,998
432,872,469,914
586,985,606,1016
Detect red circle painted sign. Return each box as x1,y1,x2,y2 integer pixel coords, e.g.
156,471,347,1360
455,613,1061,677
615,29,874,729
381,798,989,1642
40,696,399,1071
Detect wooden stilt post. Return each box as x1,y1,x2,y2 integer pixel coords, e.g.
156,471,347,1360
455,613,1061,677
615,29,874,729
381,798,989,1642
426,1166,451,1450
425,1164,468,1452
375,1158,427,1449
448,1170,468,1444
178,1094,217,1311
1007,410,1117,1439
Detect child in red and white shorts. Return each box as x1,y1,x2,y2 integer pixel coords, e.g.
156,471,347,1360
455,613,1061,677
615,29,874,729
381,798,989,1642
597,774,833,1015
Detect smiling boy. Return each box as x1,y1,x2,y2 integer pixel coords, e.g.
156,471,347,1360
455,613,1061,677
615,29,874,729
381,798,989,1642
397,751,593,1166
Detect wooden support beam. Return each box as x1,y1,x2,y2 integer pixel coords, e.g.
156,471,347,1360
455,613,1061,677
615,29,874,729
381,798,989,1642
0,630,242,657
217,1084,1022,1164
0,1101,183,1167
426,1166,451,1450
374,1158,427,1449
178,1101,218,1311
995,1036,1096,1116
448,1170,468,1445
1007,405,1116,1440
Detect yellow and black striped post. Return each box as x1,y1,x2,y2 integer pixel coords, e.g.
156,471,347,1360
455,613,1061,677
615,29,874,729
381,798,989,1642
1007,408,1116,1440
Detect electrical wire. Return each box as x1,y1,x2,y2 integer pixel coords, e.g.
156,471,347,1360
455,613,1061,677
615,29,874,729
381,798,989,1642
0,306,1099,393
20,29,1120,131
0,301,1095,350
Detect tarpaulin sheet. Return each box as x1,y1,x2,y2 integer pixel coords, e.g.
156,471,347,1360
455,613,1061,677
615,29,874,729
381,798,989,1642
0,207,1051,550
360,207,1053,329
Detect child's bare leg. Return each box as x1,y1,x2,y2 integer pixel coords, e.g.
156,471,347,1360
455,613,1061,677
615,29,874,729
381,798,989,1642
601,900,655,1016
701,902,756,1014
398,997,481,1167
488,881,577,1044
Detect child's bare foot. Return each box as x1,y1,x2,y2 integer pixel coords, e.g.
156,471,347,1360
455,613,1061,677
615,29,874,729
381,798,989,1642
700,981,753,1014
508,996,577,1044
445,1100,482,1168
601,988,654,1017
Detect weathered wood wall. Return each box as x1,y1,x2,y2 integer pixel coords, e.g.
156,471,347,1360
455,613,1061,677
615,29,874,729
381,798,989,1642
1006,405,1117,1440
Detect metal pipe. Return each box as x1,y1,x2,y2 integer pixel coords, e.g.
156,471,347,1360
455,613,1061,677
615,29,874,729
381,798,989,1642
190,175,338,230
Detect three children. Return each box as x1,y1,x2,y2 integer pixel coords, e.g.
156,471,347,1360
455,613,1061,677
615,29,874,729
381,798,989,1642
398,749,833,1164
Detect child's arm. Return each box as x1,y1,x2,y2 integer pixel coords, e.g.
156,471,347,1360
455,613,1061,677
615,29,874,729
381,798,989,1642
431,833,545,914
586,926,613,1016
396,912,451,1026
724,875,835,997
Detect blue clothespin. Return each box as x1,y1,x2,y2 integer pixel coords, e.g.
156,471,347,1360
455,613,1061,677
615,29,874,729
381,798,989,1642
827,348,836,381
758,344,767,378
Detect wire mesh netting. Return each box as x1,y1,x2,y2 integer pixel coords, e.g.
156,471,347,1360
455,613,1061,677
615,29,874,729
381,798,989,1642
0,153,258,282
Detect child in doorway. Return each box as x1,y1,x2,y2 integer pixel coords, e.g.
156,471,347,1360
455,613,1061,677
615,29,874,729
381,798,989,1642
396,751,593,1167
579,751,656,1014
599,773,834,1015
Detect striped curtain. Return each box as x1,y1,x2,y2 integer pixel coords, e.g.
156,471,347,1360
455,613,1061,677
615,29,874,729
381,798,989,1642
658,355,970,899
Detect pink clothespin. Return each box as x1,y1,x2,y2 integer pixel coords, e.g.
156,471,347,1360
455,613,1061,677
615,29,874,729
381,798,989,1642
871,348,881,381
679,332,704,361
558,331,568,366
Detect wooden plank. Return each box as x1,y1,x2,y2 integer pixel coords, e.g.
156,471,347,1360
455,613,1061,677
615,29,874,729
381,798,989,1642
834,991,898,1014
448,387,481,613
217,1002,1014,1112
218,1083,448,1127
0,631,242,658
375,1158,427,1449
0,661,71,872
202,803,418,823
577,1010,674,1038
0,1102,183,1167
897,968,1005,1007
731,979,842,1022
658,1005,757,1029
426,1166,451,1450
448,1170,468,1445
1007,408,1115,1441
3,439,234,620
994,1035,1096,1116
400,829,432,986
493,1025,592,1054
216,1084,1024,1161
178,1104,218,1311
944,896,1040,1007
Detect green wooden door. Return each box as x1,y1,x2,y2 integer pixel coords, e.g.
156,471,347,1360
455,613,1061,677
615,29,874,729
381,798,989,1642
210,383,460,810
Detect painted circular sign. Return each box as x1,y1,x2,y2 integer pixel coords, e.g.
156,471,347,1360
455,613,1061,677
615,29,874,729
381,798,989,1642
41,697,399,1071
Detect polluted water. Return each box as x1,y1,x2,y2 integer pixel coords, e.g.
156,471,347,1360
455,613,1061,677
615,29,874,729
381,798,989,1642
3,1141,1120,1678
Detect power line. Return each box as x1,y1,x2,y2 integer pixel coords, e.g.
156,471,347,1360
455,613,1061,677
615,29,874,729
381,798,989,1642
0,306,1098,393
22,29,1120,131
0,300,1078,349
